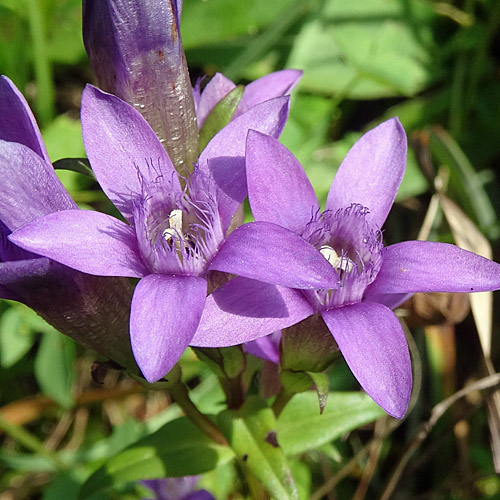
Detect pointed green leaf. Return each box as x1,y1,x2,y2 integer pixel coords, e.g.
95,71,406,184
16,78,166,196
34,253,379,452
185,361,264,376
199,85,244,151
217,396,298,500
79,416,234,499
277,391,385,455
305,371,329,414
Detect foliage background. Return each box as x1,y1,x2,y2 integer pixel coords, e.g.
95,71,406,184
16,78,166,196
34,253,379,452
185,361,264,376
1,0,500,498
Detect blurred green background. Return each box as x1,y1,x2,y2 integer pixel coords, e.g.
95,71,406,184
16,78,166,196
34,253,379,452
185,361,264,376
1,0,500,498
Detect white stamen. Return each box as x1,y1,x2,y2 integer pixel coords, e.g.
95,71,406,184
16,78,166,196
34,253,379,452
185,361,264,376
163,209,183,242
320,245,353,273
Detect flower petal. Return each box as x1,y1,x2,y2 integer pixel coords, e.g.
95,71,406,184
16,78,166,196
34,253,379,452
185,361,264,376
0,76,50,163
9,210,148,277
81,85,181,221
234,69,302,118
191,276,313,347
246,130,319,233
245,331,281,364
198,96,290,230
0,140,76,231
322,302,411,418
196,73,236,127
209,221,339,289
131,274,207,382
365,240,500,297
326,117,407,229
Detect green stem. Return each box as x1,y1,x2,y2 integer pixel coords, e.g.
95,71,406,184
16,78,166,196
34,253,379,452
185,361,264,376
0,412,67,470
26,0,55,126
168,381,229,446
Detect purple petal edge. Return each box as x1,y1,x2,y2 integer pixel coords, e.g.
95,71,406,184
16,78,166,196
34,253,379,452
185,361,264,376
322,302,412,419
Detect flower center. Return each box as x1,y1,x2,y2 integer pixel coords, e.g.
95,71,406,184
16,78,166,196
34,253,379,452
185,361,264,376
133,168,224,276
302,203,383,310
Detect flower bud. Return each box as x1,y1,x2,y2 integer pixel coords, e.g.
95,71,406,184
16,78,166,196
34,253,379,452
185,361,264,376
83,0,199,171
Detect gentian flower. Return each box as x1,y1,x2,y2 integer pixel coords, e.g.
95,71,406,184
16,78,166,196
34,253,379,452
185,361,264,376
140,477,214,500
83,0,302,173
83,0,199,171
10,85,340,383
0,76,135,369
193,70,303,129
191,119,500,418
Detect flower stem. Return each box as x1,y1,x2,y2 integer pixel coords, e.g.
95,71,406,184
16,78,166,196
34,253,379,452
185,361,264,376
220,374,245,410
168,381,228,446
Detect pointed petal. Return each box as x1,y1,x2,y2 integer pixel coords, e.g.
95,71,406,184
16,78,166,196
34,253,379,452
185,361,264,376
365,241,500,298
9,210,148,278
131,274,207,382
235,69,302,118
245,331,282,364
198,96,290,230
81,85,181,221
322,303,411,418
0,140,76,231
0,76,50,163
246,130,319,233
209,221,339,289
326,118,407,229
197,73,236,127
191,276,313,347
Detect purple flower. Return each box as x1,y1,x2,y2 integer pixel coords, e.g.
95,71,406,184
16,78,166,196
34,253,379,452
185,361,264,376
82,0,302,173
10,85,340,383
191,119,500,418
0,76,135,369
194,70,302,129
83,0,198,171
140,477,214,500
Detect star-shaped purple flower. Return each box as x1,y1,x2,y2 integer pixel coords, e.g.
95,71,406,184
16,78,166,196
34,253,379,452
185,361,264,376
0,76,135,368
191,119,500,418
10,85,339,383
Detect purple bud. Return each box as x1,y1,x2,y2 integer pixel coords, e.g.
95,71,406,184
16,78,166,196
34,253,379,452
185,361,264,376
83,0,199,172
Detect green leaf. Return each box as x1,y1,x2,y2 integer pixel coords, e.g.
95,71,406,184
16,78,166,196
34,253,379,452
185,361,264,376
181,0,297,50
277,391,385,455
217,396,299,500
34,329,76,409
0,306,36,367
305,372,329,414
79,416,234,499
53,158,95,179
42,115,85,161
429,127,497,234
199,85,244,151
287,0,439,99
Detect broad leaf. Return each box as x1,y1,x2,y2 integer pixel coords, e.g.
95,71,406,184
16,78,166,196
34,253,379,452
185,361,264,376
0,306,36,367
218,396,299,500
287,0,439,99
277,391,385,455
79,416,233,499
34,329,76,409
